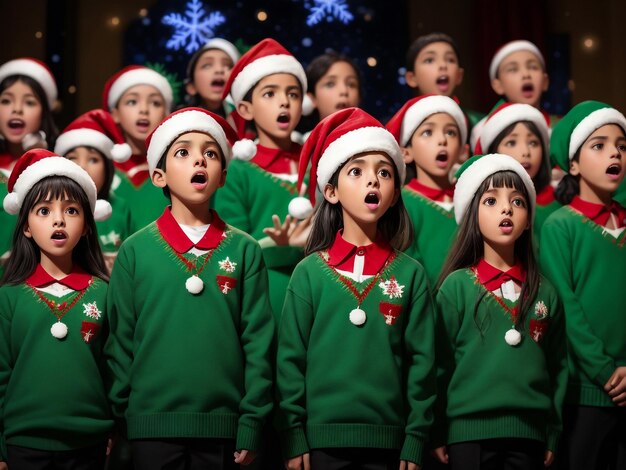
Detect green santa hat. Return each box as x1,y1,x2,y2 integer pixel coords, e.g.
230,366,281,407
550,100,626,173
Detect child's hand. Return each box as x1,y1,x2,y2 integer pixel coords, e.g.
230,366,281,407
432,446,449,464
544,450,554,467
0,461,8,470
399,460,420,470
285,453,310,470
263,215,294,246
233,449,256,466
604,366,626,405
287,215,312,248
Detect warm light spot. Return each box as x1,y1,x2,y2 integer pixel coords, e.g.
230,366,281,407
139,8,148,17
35,31,43,39
68,85,77,94
110,17,120,26
257,10,268,22
367,57,377,67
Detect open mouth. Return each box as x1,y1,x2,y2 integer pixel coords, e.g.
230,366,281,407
191,172,208,185
436,75,449,86
499,219,513,230
136,119,150,130
277,113,290,124
435,151,449,168
8,119,25,129
335,102,349,110
521,83,534,96
364,192,380,209
51,231,67,240
211,78,225,87
606,164,622,176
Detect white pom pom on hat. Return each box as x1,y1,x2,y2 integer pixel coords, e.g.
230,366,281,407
231,138,257,161
288,196,313,219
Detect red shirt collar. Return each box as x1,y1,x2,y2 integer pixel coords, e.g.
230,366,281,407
327,230,393,275
474,258,526,292
252,143,302,174
0,152,16,172
570,196,626,228
156,206,226,253
406,179,454,202
536,185,555,206
26,264,93,290
114,153,150,187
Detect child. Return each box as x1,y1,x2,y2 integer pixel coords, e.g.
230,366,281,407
470,40,550,150
214,38,310,317
184,37,240,117
475,102,558,233
0,149,112,469
102,65,172,232
0,58,59,275
540,101,626,470
277,107,436,469
104,107,275,470
432,153,567,469
55,109,134,272
386,94,469,288
404,33,484,130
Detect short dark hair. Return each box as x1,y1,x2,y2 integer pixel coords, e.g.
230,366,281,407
405,33,460,71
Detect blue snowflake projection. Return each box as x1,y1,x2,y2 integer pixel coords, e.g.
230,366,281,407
161,0,226,53
304,0,354,27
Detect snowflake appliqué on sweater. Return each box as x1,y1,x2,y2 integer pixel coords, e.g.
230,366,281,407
379,276,404,299
82,302,101,320
218,257,237,273
534,300,548,319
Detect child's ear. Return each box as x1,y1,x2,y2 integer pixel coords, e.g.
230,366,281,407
307,91,317,110
404,70,419,89
323,183,339,204
455,67,465,86
218,169,227,188
491,77,505,96
390,188,400,207
110,107,121,124
185,81,198,97
152,168,167,188
569,160,580,176
23,224,32,238
401,146,414,164
237,101,254,121
458,143,470,164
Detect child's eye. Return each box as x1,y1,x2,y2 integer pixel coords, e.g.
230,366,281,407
66,206,80,215
591,143,603,150
504,139,516,147
347,167,361,176
378,168,392,178
446,57,458,64
89,157,100,164
25,99,39,107
421,129,432,137
347,81,358,89
36,207,50,216
483,197,496,206
423,58,434,64
151,100,163,107
446,129,458,137
323,81,335,88
288,91,300,99
0,97,11,105
125,99,137,106
512,198,527,208
174,148,189,157
263,91,274,98
204,150,218,159
529,140,540,147
618,144,626,152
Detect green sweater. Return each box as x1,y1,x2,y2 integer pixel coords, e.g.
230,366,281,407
276,251,436,465
0,278,112,458
213,159,304,318
402,187,456,288
111,169,169,233
0,177,16,279
104,216,275,451
540,206,626,407
97,193,133,254
433,269,567,451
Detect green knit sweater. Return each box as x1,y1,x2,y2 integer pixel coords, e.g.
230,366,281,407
540,205,626,407
0,177,15,279
433,269,567,452
0,277,112,458
97,193,133,254
213,159,304,318
402,187,457,288
276,250,436,465
104,217,275,451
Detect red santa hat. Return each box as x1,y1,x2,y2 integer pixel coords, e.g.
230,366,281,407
145,107,238,176
474,102,550,154
3,149,111,220
489,40,545,81
54,109,132,163
102,65,174,112
0,57,57,108
288,107,405,219
386,94,468,147
223,38,307,104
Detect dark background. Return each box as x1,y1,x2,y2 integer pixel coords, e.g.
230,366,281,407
1,0,624,128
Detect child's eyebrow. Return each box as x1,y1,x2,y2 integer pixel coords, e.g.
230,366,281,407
588,136,608,142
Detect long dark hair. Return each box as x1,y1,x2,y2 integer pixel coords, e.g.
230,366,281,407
554,148,581,205
1,176,109,285
305,155,413,255
0,75,58,153
488,120,551,193
438,171,539,332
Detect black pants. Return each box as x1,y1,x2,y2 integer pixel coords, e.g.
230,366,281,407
556,405,626,470
6,442,107,470
447,438,544,470
131,438,242,470
309,448,401,470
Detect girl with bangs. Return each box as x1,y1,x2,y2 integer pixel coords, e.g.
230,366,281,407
431,154,567,470
0,150,112,470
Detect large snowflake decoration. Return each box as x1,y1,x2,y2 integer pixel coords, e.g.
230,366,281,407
162,0,226,53
379,276,405,299
304,0,354,27
218,257,237,273
83,302,102,320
